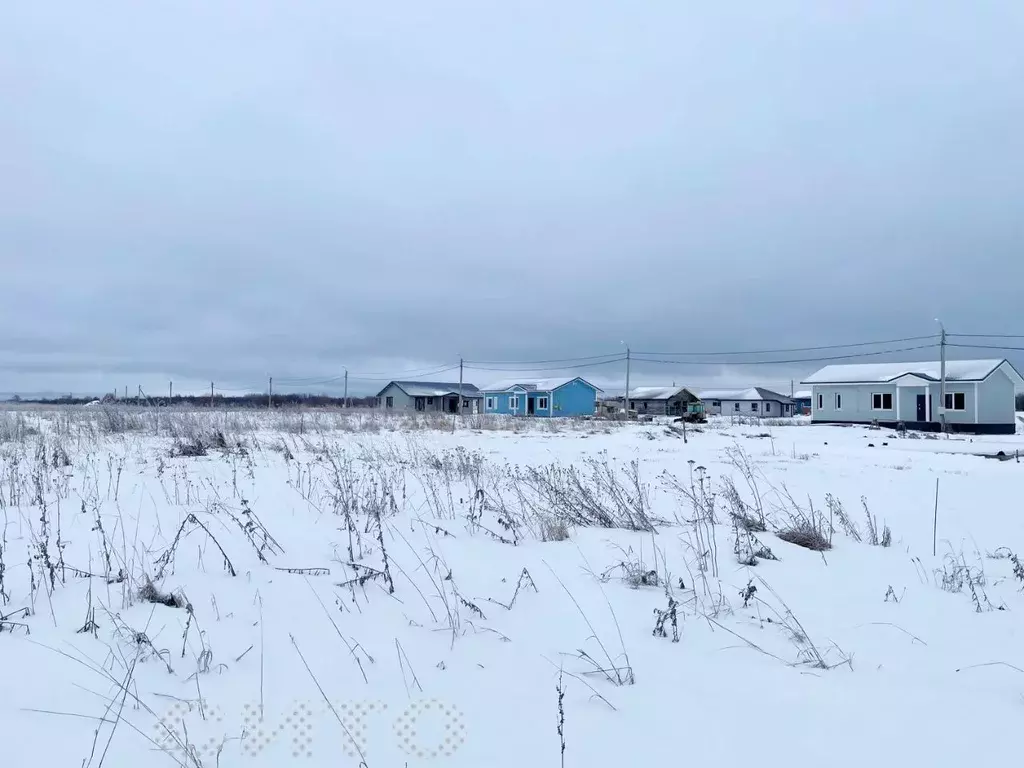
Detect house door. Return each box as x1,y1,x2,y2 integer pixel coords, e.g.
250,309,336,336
915,394,926,421
527,398,536,415
415,397,425,411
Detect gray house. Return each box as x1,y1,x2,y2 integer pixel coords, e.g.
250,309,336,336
698,387,795,417
626,386,702,416
375,381,483,414
801,358,1024,435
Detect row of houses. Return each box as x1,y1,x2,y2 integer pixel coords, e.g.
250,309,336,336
372,379,806,419
372,357,1024,434
373,377,603,417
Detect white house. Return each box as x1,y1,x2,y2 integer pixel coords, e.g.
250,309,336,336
801,358,1024,434
698,387,795,417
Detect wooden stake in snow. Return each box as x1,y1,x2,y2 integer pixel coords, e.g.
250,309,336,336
932,477,940,557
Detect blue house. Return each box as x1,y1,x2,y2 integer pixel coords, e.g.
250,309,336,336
482,377,601,418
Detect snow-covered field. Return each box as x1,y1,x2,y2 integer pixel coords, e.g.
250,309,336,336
1,406,1023,768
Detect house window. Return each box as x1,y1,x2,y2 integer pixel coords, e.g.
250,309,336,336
463,399,471,408
871,393,893,410
426,397,434,405
817,394,823,409
537,396,549,409
510,396,520,410
712,401,721,407
750,402,758,412
765,402,771,414
485,397,495,410
944,392,966,411
733,402,740,411
835,393,842,410
385,396,394,408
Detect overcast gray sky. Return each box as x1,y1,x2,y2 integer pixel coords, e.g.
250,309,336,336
3,0,1023,397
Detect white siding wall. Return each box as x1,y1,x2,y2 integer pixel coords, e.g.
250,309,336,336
377,384,414,410
712,400,791,416
976,369,1016,425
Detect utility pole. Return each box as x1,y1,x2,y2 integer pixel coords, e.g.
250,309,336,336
623,345,631,419
790,379,794,398
124,385,128,400
169,381,173,401
268,376,273,409
210,381,214,409
937,320,947,432
457,357,464,417
343,368,349,408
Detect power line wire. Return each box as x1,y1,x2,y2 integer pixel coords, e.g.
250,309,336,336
273,375,347,388
634,344,937,368
275,362,460,383
948,334,1024,340
274,366,463,386
464,352,623,365
948,343,1024,352
634,334,939,357
346,365,462,382
465,357,627,373
210,365,464,393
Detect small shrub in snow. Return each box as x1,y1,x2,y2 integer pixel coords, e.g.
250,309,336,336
734,525,779,565
171,436,208,457
607,561,659,589
825,493,892,547
989,547,1024,588
598,544,659,588
739,580,757,607
138,578,186,609
776,527,831,552
861,498,891,547
734,527,758,566
825,493,859,542
1012,553,1024,586
652,593,680,642
486,568,538,611
556,670,567,768
519,457,658,532
775,501,832,552
662,462,720,577
935,552,1002,612
721,475,766,533
539,516,570,542
751,576,851,670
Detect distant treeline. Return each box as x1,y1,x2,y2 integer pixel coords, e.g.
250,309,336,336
6,393,377,408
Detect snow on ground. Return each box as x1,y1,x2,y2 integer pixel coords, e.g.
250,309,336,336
1,407,1024,768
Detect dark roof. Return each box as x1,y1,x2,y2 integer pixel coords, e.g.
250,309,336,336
376,381,483,398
